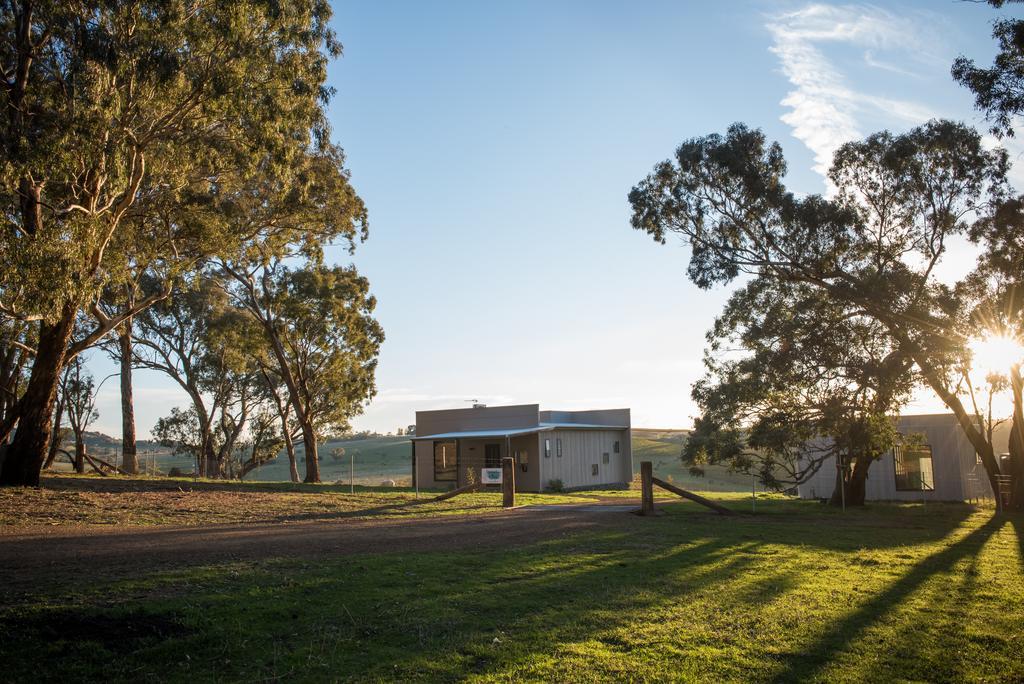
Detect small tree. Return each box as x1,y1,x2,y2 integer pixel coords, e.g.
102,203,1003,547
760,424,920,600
61,356,98,474
223,262,383,483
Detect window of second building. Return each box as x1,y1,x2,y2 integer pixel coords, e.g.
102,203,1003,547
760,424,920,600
894,445,935,491
544,438,551,458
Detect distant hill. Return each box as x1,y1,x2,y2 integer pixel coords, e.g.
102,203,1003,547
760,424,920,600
247,435,413,484
69,429,757,491
631,428,758,492
79,431,168,453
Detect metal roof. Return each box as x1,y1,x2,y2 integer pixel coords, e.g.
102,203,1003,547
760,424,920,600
540,422,629,430
411,426,543,441
411,422,628,441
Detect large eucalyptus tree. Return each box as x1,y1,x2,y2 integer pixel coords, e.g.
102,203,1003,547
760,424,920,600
629,120,1012,500
0,0,343,485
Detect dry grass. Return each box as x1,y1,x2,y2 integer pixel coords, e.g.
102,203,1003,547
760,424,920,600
0,474,595,527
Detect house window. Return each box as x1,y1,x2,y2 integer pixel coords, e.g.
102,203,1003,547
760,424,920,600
544,439,551,458
591,463,599,476
433,441,457,482
517,449,528,472
484,444,501,468
556,438,562,457
894,445,935,491
613,440,620,454
602,452,610,464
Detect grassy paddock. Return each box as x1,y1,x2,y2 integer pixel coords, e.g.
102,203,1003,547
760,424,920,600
1,496,1021,682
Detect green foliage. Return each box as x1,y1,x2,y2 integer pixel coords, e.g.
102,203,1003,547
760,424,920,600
953,14,1024,138
140,272,281,478
221,259,384,483
271,264,383,436
0,0,359,485
0,0,342,323
686,278,913,490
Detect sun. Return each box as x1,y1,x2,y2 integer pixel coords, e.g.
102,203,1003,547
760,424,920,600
969,334,1024,376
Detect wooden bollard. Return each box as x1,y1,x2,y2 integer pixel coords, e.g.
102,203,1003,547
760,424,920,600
502,456,515,508
640,460,655,515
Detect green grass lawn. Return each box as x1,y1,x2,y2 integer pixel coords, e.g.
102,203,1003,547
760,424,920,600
2,497,1021,682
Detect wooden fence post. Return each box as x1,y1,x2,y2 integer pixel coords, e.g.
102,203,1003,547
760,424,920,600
502,456,515,508
640,461,655,516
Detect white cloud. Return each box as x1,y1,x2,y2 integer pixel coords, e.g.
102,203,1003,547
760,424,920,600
767,4,940,180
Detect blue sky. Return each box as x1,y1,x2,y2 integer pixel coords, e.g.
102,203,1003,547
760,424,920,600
88,0,1023,437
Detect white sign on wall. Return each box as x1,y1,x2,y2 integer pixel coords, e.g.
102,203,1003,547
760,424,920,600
481,468,503,484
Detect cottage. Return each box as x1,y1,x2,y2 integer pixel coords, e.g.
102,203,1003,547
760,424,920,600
411,403,631,492
797,413,1010,502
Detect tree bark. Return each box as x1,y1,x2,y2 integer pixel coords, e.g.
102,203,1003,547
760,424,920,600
1007,366,1024,510
911,351,1003,500
204,443,219,480
74,438,86,475
268,380,299,483
43,393,64,470
0,305,76,487
118,323,139,475
301,426,320,483
829,454,871,507
283,425,299,483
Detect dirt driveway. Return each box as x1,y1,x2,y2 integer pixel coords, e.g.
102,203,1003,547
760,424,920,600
0,503,641,599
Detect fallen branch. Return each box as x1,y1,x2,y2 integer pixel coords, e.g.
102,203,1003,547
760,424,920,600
82,452,110,477
431,482,480,502
651,477,736,516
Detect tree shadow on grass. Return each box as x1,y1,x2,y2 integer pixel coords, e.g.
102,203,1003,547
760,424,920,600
0,505,1001,682
0,518,772,681
1009,515,1024,572
766,515,1006,683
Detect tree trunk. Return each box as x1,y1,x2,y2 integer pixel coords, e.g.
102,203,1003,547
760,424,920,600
301,426,320,483
1007,366,1024,510
74,438,86,475
205,444,219,480
118,323,139,475
283,427,299,483
43,394,65,470
913,354,1003,500
829,454,870,507
0,306,76,487
195,419,213,478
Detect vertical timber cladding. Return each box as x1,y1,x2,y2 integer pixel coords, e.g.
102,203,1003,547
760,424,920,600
543,429,628,489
